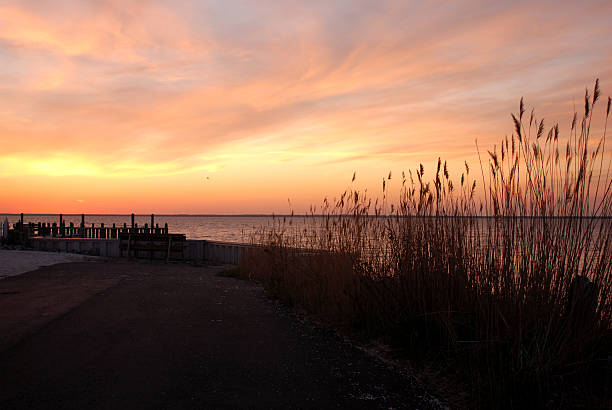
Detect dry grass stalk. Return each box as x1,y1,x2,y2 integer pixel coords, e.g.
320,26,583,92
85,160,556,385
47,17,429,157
241,80,612,408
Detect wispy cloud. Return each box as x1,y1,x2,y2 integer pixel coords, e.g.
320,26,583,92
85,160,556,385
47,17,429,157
0,0,611,212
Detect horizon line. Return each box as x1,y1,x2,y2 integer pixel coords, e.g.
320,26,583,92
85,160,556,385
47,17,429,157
2,213,611,219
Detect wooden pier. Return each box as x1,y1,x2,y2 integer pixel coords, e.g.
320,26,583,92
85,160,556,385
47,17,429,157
4,213,246,264
6,213,184,261
11,213,169,239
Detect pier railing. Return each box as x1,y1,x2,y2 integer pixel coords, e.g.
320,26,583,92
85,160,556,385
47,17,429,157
5,213,246,264
9,213,168,240
14,221,169,239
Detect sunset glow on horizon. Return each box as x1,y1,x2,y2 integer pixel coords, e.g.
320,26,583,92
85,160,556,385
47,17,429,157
1,0,611,214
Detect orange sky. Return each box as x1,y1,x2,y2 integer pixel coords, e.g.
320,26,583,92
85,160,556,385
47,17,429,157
1,0,611,214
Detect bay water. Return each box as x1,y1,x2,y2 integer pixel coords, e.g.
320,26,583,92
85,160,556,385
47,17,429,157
0,214,281,243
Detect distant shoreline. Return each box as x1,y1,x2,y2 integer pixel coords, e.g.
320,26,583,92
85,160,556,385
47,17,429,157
2,213,611,219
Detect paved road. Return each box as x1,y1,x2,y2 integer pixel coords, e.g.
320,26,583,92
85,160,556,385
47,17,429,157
0,260,433,409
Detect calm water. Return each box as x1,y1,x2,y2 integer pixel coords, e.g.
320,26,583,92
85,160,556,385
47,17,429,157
2,214,609,249
0,214,280,243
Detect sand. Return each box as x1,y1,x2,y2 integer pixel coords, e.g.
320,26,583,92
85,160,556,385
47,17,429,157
0,250,99,279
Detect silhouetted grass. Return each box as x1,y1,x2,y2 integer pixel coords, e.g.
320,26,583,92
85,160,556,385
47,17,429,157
241,80,611,408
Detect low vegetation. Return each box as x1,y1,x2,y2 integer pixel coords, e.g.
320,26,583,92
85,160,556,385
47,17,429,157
241,80,612,408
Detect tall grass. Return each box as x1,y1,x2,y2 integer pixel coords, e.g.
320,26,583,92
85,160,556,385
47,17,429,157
241,80,612,408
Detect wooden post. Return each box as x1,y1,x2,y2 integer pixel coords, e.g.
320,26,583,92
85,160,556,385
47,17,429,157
148,226,153,259
81,214,85,238
164,223,168,234
151,214,154,230
131,213,135,230
20,213,24,231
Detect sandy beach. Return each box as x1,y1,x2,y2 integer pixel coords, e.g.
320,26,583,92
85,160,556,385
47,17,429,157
0,250,99,280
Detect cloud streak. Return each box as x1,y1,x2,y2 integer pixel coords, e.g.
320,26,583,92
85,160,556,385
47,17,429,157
0,0,611,212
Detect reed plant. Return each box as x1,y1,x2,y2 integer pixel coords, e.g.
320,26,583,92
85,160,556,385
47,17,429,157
241,80,611,408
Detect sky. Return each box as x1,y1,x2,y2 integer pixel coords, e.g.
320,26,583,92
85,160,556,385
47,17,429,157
0,0,611,214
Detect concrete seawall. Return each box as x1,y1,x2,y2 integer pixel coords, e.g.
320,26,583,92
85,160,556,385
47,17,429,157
29,238,250,265
30,238,121,258
184,240,249,265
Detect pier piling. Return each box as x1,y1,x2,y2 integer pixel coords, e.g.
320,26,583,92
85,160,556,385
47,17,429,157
81,214,85,238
